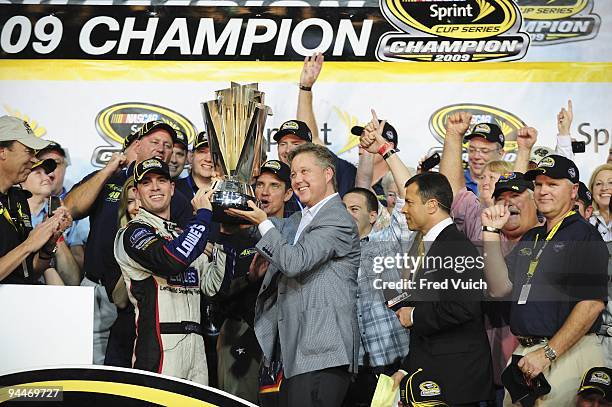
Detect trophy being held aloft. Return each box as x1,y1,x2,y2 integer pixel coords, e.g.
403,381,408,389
202,83,271,223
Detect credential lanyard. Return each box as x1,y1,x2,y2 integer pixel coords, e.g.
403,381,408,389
0,202,30,277
518,210,575,305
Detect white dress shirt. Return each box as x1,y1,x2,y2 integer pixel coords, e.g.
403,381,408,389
257,193,339,244
411,216,453,325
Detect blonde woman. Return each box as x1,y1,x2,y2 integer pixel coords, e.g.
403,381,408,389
113,177,140,307
589,163,612,242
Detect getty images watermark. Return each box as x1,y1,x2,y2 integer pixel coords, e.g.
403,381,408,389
370,252,488,292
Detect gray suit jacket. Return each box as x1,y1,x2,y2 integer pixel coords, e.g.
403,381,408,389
254,194,361,379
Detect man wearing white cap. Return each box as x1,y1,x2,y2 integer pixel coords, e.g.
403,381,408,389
0,115,72,284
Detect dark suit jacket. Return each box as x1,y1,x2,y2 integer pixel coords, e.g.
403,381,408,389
401,223,494,404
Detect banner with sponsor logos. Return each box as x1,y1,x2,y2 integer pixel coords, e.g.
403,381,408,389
0,1,611,186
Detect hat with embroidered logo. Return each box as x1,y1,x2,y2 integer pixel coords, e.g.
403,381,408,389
0,116,50,150
493,172,534,199
134,158,171,184
258,159,290,187
464,122,505,148
525,154,579,183
273,120,312,143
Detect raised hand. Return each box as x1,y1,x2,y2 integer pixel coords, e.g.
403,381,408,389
481,204,511,230
359,109,387,154
104,152,127,174
516,126,538,151
445,112,472,139
300,53,324,88
557,99,573,136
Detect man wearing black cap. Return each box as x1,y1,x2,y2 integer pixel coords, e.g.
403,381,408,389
482,155,608,405
463,122,506,196
175,131,214,199
0,116,72,284
576,367,612,407
209,159,292,402
169,130,189,180
351,118,399,204
64,120,194,366
576,182,594,220
114,157,219,385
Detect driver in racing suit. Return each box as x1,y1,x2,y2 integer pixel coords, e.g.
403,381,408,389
114,157,224,385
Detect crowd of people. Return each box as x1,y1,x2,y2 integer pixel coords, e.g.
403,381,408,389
1,54,611,407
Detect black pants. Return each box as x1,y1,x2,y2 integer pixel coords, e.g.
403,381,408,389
279,366,351,407
342,361,401,407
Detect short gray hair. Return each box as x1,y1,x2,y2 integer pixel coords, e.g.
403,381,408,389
288,143,337,192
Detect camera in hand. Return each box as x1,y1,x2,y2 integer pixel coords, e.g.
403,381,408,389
571,141,585,153
48,196,61,217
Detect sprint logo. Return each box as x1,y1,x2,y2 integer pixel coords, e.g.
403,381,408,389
377,0,530,62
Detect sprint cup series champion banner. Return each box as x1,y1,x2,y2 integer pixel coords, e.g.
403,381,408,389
0,0,610,186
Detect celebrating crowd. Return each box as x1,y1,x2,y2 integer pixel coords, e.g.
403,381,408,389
1,54,611,407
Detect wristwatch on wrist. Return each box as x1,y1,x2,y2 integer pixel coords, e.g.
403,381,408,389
543,344,557,362
482,226,501,234
298,84,312,91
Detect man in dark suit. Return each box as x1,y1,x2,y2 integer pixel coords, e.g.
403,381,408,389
227,143,361,407
392,172,495,406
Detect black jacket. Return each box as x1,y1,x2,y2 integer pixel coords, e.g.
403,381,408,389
401,223,494,404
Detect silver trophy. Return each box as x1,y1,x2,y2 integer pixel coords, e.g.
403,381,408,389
202,83,270,223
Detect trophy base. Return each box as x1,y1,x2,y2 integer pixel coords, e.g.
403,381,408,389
210,190,255,224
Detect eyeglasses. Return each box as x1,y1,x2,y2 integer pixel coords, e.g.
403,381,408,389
468,146,500,156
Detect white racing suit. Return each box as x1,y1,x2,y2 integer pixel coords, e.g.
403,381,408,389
114,207,224,385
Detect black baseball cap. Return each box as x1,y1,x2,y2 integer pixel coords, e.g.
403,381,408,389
399,370,448,407
124,120,177,150
258,160,290,187
351,121,399,147
525,154,580,183
37,141,66,158
578,367,611,401
464,122,505,148
578,181,593,206
273,120,312,143
31,158,57,174
493,172,534,199
134,158,171,184
193,131,209,150
174,130,188,150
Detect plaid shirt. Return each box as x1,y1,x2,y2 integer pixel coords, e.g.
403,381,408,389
590,212,612,242
356,205,412,367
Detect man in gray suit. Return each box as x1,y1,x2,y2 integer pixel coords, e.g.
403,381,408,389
227,143,361,407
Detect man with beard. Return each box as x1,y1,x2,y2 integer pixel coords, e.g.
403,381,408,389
114,158,217,384
0,116,72,284
482,155,608,405
65,120,193,366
